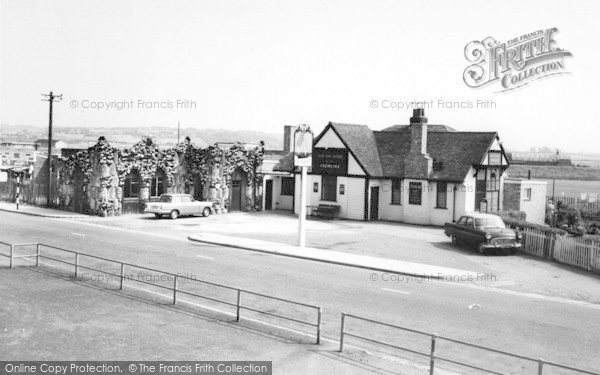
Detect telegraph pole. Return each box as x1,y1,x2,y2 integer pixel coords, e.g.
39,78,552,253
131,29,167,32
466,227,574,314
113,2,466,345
41,91,62,207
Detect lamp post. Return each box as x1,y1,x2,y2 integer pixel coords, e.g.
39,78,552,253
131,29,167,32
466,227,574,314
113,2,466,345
294,124,313,247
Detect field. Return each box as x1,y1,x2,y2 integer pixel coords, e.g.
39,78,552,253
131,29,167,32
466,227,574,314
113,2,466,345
545,179,600,197
507,164,600,181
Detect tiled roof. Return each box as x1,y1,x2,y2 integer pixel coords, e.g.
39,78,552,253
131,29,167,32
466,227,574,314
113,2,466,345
329,123,383,176
273,122,499,181
373,130,498,181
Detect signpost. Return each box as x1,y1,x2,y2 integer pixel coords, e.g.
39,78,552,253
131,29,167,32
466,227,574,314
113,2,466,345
294,125,313,247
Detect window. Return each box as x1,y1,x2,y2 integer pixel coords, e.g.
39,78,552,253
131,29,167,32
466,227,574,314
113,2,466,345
391,178,402,205
313,182,319,193
123,170,140,198
339,184,345,195
180,195,192,203
321,175,337,202
281,177,294,196
465,217,474,227
436,182,447,209
408,182,422,205
151,169,167,197
524,188,532,201
13,153,20,158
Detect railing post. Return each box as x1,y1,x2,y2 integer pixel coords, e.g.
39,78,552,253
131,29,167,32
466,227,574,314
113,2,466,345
119,263,125,290
236,289,242,322
74,252,80,278
36,243,40,267
316,307,322,345
9,244,14,269
339,313,346,352
429,334,436,375
538,359,544,375
172,275,178,305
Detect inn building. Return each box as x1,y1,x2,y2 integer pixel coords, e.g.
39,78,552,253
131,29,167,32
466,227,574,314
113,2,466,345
274,109,509,225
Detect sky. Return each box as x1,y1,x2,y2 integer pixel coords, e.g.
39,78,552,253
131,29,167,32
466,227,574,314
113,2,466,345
1,0,599,153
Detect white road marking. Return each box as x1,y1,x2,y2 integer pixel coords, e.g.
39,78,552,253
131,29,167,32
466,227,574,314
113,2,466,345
381,288,411,295
71,233,86,237
196,254,215,260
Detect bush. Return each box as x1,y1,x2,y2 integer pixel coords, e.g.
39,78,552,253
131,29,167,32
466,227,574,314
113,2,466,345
495,210,527,221
500,216,568,236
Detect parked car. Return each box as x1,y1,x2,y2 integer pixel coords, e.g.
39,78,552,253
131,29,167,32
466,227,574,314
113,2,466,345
144,194,213,219
444,213,523,255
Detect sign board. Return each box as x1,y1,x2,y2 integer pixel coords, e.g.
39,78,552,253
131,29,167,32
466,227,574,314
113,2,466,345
312,148,348,175
294,125,313,167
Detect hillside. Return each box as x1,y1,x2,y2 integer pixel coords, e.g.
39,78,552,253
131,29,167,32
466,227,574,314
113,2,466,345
507,164,600,181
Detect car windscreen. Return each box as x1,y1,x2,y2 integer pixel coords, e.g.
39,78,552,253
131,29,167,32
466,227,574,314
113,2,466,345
474,217,505,229
159,195,172,203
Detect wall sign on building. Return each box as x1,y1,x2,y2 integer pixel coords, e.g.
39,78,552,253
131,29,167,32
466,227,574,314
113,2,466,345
312,148,348,175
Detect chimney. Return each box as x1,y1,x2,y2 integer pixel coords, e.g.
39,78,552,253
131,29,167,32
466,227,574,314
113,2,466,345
283,125,294,154
404,108,433,179
410,108,428,154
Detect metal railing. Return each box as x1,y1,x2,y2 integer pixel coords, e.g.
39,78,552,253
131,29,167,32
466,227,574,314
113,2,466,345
339,312,600,375
0,241,322,344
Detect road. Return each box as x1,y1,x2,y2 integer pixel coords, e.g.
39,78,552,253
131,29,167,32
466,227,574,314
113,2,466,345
1,211,599,373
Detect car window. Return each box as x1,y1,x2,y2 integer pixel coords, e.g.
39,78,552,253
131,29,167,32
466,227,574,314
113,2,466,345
159,195,172,203
465,217,474,227
180,196,191,203
475,216,506,229
457,217,467,225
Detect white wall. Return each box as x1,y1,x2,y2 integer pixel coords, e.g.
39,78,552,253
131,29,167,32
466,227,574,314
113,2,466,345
294,174,365,220
263,175,294,211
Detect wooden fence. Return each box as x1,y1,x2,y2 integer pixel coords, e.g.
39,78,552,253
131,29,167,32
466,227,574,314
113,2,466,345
548,195,600,212
520,227,600,273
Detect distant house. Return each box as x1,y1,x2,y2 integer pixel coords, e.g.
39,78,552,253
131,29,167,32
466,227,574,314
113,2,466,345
34,139,66,155
275,109,510,225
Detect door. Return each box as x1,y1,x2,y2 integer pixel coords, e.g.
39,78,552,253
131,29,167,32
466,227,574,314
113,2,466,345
370,187,379,220
231,179,241,211
265,180,273,210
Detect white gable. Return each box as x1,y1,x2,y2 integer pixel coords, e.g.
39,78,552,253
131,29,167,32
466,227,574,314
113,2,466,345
480,137,509,165
314,126,366,175
315,127,345,148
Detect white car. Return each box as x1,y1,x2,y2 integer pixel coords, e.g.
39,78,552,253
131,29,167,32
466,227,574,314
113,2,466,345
144,194,213,219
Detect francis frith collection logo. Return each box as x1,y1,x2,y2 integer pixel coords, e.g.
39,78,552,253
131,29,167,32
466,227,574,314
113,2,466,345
463,28,572,92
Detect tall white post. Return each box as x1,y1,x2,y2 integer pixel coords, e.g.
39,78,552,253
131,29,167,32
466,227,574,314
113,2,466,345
298,165,308,247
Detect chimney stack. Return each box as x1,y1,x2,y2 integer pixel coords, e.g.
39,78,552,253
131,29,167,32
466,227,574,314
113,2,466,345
283,125,294,154
410,108,428,155
404,108,433,179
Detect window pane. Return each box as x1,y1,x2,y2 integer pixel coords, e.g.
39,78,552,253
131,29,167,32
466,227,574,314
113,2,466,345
409,182,422,205
281,177,294,196
321,176,337,202
436,182,447,208
391,179,401,204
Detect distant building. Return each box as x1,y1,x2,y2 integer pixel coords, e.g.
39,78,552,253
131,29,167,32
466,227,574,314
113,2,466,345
34,139,66,155
503,178,547,225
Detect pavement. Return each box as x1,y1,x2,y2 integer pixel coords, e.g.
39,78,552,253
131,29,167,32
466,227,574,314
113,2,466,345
0,201,88,218
188,233,479,280
2,267,423,374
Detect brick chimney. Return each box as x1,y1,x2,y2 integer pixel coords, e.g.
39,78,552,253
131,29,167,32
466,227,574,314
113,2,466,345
404,108,433,179
283,125,294,154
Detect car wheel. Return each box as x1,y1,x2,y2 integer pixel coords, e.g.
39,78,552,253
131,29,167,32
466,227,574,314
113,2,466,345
154,213,162,219
202,207,211,217
169,210,179,220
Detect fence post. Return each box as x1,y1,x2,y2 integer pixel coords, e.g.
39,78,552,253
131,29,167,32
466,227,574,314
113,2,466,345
119,263,125,290
339,313,346,352
9,244,14,269
538,359,544,375
74,253,80,278
172,275,178,305
236,289,242,322
36,243,40,267
316,307,322,345
429,334,436,375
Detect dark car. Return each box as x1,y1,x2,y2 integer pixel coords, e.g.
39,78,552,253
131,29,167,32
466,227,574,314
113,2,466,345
444,213,523,255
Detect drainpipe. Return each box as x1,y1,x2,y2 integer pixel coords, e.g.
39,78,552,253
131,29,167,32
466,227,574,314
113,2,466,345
452,184,457,222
